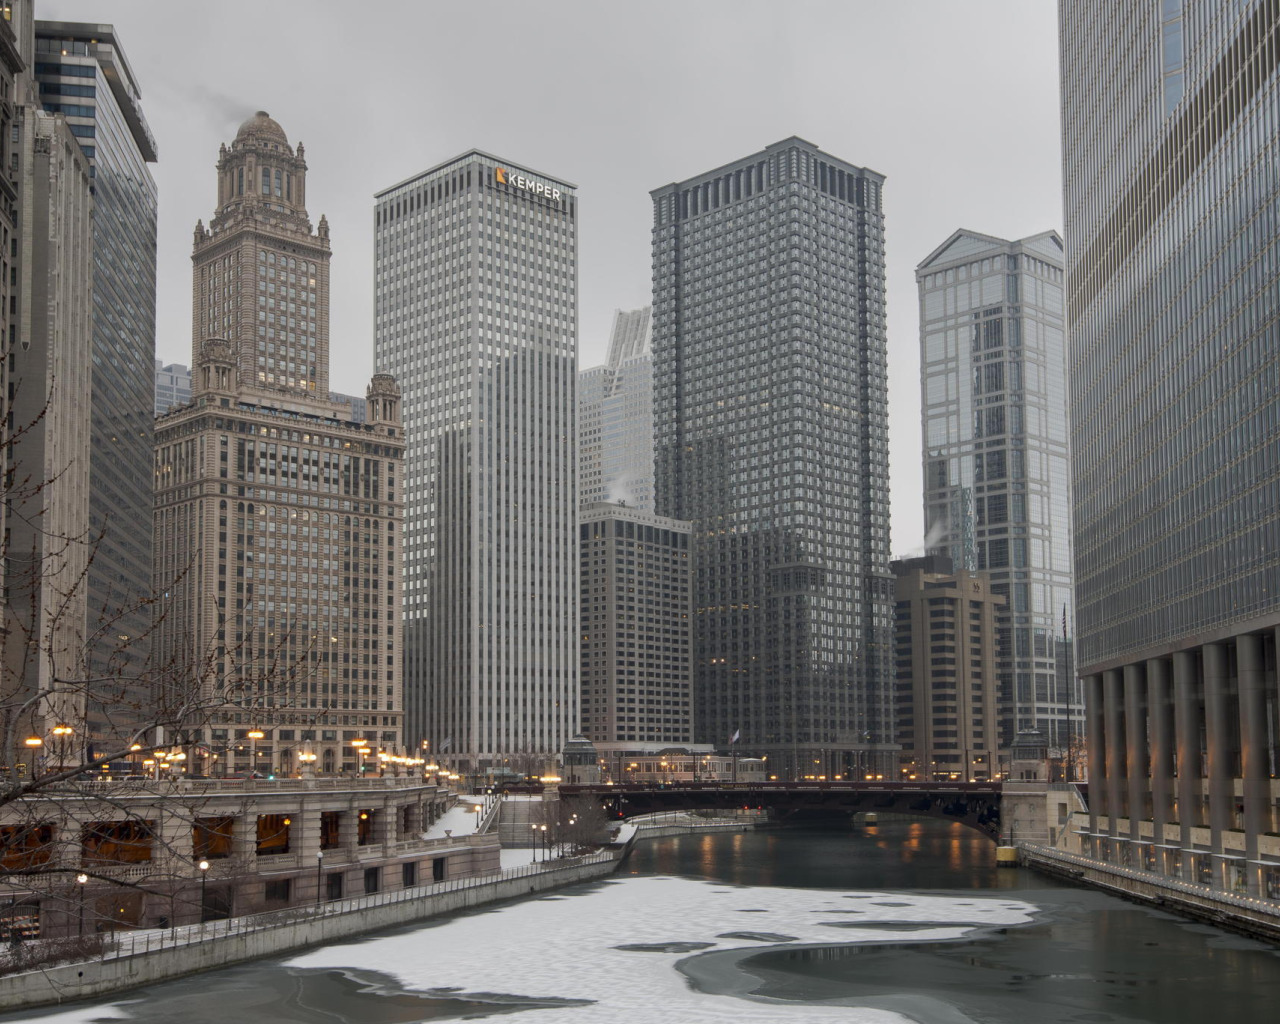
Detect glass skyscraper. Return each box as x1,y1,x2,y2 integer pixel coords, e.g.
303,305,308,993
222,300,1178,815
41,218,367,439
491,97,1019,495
916,229,1078,754
1062,1,1280,896
651,137,894,779
375,152,578,773
579,306,654,511
33,22,157,705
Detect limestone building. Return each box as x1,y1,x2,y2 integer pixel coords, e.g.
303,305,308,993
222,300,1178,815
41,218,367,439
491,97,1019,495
154,113,404,774
891,556,1005,781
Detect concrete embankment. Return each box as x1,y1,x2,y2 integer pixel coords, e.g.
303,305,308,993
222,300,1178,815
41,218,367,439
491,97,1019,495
629,811,760,843
1019,843,1280,944
1,853,619,1011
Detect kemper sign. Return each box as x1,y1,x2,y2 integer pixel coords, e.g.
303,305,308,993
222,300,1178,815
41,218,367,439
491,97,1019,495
496,166,562,203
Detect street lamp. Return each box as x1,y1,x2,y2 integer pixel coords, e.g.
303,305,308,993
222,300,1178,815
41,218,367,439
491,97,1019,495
530,823,539,862
539,823,548,861
247,730,265,775
474,804,483,829
23,736,42,778
52,724,73,770
316,850,324,904
351,738,368,775
198,860,209,923
75,873,88,937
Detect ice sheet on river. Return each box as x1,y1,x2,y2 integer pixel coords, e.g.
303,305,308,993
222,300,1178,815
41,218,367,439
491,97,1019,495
277,875,1036,1023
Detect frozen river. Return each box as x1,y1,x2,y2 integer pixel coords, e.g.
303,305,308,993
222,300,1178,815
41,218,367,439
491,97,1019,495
11,820,1280,1024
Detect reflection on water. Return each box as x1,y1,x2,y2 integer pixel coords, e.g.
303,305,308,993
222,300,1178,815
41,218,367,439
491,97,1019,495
636,821,1280,1024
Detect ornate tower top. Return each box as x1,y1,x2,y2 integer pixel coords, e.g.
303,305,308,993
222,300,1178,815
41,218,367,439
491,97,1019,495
206,109,315,237
192,110,332,397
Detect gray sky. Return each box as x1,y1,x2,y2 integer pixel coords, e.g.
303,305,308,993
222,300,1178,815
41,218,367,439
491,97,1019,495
46,0,1062,554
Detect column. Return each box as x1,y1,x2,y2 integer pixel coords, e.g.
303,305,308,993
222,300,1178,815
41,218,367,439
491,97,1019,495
1124,663,1149,867
1084,673,1105,859
1102,668,1126,862
1173,650,1201,882
1147,657,1175,876
1237,633,1270,898
1202,642,1231,890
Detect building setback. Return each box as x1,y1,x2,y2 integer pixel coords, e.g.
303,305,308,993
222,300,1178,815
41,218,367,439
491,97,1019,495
579,501,692,746
154,112,404,774
1061,0,1280,897
375,152,578,771
891,555,1005,782
579,306,654,511
651,138,894,779
33,22,157,724
916,230,1078,752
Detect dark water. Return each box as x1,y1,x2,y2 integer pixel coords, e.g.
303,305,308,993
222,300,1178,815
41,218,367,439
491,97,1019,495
10,820,1280,1023
629,821,1280,1024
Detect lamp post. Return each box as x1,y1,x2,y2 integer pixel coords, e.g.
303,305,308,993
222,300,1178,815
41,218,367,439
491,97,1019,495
75,873,87,937
351,738,368,775
539,823,548,861
530,823,538,862
316,850,324,904
23,736,42,778
52,724,73,771
247,730,265,775
474,804,483,830
198,860,209,923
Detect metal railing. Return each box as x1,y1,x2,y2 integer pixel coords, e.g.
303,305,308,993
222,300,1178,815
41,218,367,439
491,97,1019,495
1020,843,1280,915
53,850,617,966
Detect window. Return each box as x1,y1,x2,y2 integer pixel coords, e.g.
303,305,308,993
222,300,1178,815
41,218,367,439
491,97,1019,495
402,861,417,887
364,867,380,894
265,878,291,903
262,167,270,194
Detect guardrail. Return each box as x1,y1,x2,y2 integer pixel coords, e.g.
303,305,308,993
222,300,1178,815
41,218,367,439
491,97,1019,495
92,850,616,963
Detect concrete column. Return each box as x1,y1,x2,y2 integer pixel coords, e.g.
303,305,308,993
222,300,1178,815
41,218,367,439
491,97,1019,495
1203,642,1232,890
1084,673,1105,859
1124,663,1149,866
1237,633,1270,898
1102,668,1126,862
1173,650,1200,882
1147,657,1175,876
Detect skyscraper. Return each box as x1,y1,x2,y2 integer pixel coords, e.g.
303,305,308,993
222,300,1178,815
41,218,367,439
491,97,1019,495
579,501,691,746
33,23,157,706
579,306,654,510
916,230,1077,754
154,112,403,773
375,152,578,772
154,359,191,416
652,138,894,779
1062,1,1280,896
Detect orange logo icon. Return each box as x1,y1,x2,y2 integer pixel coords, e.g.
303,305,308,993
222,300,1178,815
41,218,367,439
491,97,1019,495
495,167,508,184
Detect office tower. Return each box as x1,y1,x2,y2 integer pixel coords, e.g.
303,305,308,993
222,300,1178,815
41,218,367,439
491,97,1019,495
154,112,404,773
579,501,692,745
33,22,157,732
1061,1,1280,897
652,138,894,779
3,95,94,736
579,306,654,510
916,230,1077,754
891,555,1005,782
375,152,578,772
154,359,191,415
328,391,367,424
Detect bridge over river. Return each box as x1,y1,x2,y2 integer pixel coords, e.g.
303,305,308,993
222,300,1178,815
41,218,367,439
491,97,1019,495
558,780,1007,839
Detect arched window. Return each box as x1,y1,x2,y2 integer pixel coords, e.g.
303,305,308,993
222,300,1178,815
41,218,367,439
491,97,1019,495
274,169,282,196
261,167,270,194
237,167,244,195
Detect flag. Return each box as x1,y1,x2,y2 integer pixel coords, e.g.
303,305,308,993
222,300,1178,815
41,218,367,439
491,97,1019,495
439,737,452,752
729,729,740,745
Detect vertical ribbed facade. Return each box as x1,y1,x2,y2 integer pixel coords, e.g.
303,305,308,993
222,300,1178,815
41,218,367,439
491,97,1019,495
1062,0,1280,895
33,23,157,725
651,138,894,779
376,152,578,772
916,229,1078,752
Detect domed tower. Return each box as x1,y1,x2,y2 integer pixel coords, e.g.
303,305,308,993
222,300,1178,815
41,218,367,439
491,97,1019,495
192,111,331,397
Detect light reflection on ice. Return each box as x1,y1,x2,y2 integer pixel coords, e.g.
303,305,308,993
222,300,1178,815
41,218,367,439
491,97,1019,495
282,875,1036,1023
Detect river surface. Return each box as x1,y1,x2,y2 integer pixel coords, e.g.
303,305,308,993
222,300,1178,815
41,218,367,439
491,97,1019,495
11,820,1280,1024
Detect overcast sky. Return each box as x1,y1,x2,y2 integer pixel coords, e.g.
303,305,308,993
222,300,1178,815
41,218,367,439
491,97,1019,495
45,0,1062,553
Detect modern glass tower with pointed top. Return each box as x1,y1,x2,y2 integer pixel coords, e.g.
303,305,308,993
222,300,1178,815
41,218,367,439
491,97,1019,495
375,152,579,774
916,229,1078,758
651,137,894,780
